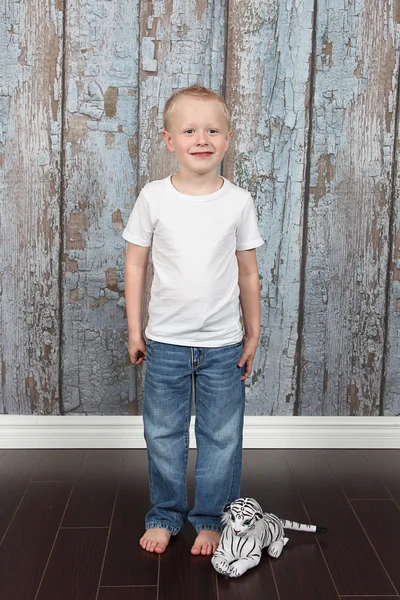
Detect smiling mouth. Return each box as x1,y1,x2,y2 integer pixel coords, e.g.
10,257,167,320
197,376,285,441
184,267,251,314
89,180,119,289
191,152,213,157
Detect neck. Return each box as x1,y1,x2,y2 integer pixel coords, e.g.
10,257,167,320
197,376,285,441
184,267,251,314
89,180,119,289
172,168,223,196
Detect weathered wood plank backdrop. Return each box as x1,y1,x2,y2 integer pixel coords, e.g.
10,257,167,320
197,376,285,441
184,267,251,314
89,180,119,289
301,0,400,416
1,0,399,416
0,0,63,414
62,0,139,414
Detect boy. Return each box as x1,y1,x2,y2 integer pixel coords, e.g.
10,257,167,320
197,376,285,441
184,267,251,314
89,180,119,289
123,85,264,556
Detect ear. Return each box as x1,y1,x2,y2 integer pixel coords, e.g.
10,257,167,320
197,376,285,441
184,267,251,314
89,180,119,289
223,503,231,513
254,512,263,521
162,129,175,153
224,130,232,152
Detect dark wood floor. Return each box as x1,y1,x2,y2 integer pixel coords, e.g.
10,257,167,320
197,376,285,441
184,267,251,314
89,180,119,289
0,448,399,600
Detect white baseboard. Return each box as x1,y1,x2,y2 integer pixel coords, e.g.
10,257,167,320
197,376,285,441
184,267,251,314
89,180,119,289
0,416,399,449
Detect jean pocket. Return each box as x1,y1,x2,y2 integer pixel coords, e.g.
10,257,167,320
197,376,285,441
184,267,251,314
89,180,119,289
146,338,158,347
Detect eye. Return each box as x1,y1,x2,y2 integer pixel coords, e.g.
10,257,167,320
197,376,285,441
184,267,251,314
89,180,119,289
230,514,235,521
184,129,194,134
208,129,218,134
243,520,251,526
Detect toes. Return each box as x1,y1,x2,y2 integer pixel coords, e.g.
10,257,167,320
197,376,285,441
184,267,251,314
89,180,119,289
192,532,221,556
140,537,160,552
140,529,170,554
154,543,166,554
201,543,212,556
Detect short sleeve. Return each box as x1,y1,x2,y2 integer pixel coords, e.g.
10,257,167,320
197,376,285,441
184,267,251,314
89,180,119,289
236,194,265,251
122,190,154,247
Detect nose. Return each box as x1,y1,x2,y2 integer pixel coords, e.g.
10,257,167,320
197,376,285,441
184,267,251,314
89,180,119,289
233,529,240,535
196,131,207,145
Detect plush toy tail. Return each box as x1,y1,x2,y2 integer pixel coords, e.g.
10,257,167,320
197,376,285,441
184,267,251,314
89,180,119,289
280,519,328,533
316,526,328,533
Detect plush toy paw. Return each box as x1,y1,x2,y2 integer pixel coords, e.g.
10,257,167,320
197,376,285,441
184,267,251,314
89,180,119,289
226,565,242,578
268,545,281,558
267,538,287,558
212,558,230,575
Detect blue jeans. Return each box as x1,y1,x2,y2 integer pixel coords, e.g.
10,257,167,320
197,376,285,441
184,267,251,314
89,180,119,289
143,339,245,535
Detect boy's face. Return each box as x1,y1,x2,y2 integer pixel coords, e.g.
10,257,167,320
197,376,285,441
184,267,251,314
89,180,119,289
162,97,232,177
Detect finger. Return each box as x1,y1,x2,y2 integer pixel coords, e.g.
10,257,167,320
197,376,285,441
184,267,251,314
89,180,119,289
241,369,251,380
237,354,247,368
130,354,146,365
240,360,253,381
238,353,253,369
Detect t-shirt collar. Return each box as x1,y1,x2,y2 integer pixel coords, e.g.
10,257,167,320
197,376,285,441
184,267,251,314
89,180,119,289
165,175,230,202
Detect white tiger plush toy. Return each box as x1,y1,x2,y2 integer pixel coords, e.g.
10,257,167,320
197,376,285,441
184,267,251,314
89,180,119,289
212,497,327,578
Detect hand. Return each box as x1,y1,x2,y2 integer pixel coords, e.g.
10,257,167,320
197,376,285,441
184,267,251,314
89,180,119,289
237,335,259,381
128,335,147,365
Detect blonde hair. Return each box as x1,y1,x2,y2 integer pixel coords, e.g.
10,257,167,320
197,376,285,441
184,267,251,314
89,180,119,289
163,85,231,131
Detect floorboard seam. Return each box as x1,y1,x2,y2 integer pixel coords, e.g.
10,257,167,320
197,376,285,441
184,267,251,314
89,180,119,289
282,451,341,599
362,453,400,510
60,526,110,529
94,451,124,600
156,542,160,600
0,453,44,548
0,481,30,548
324,453,399,597
214,568,220,600
33,482,75,600
347,498,399,597
100,585,158,588
0,452,44,546
269,557,282,600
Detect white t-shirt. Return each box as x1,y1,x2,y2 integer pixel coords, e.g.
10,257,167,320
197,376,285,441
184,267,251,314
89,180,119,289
122,176,264,347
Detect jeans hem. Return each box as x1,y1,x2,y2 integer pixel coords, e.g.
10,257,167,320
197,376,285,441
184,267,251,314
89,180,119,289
194,523,225,534
145,522,180,536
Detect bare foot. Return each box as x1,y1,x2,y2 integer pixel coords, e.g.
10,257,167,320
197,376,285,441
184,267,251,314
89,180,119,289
140,528,171,553
191,530,221,556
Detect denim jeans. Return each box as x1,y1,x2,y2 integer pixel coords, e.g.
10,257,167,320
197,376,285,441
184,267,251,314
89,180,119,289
143,339,245,535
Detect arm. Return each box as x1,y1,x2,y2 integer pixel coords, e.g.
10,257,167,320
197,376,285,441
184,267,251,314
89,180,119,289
236,249,261,380
125,242,150,364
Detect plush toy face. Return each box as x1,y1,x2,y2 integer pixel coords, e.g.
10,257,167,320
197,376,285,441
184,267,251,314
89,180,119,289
222,498,263,537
